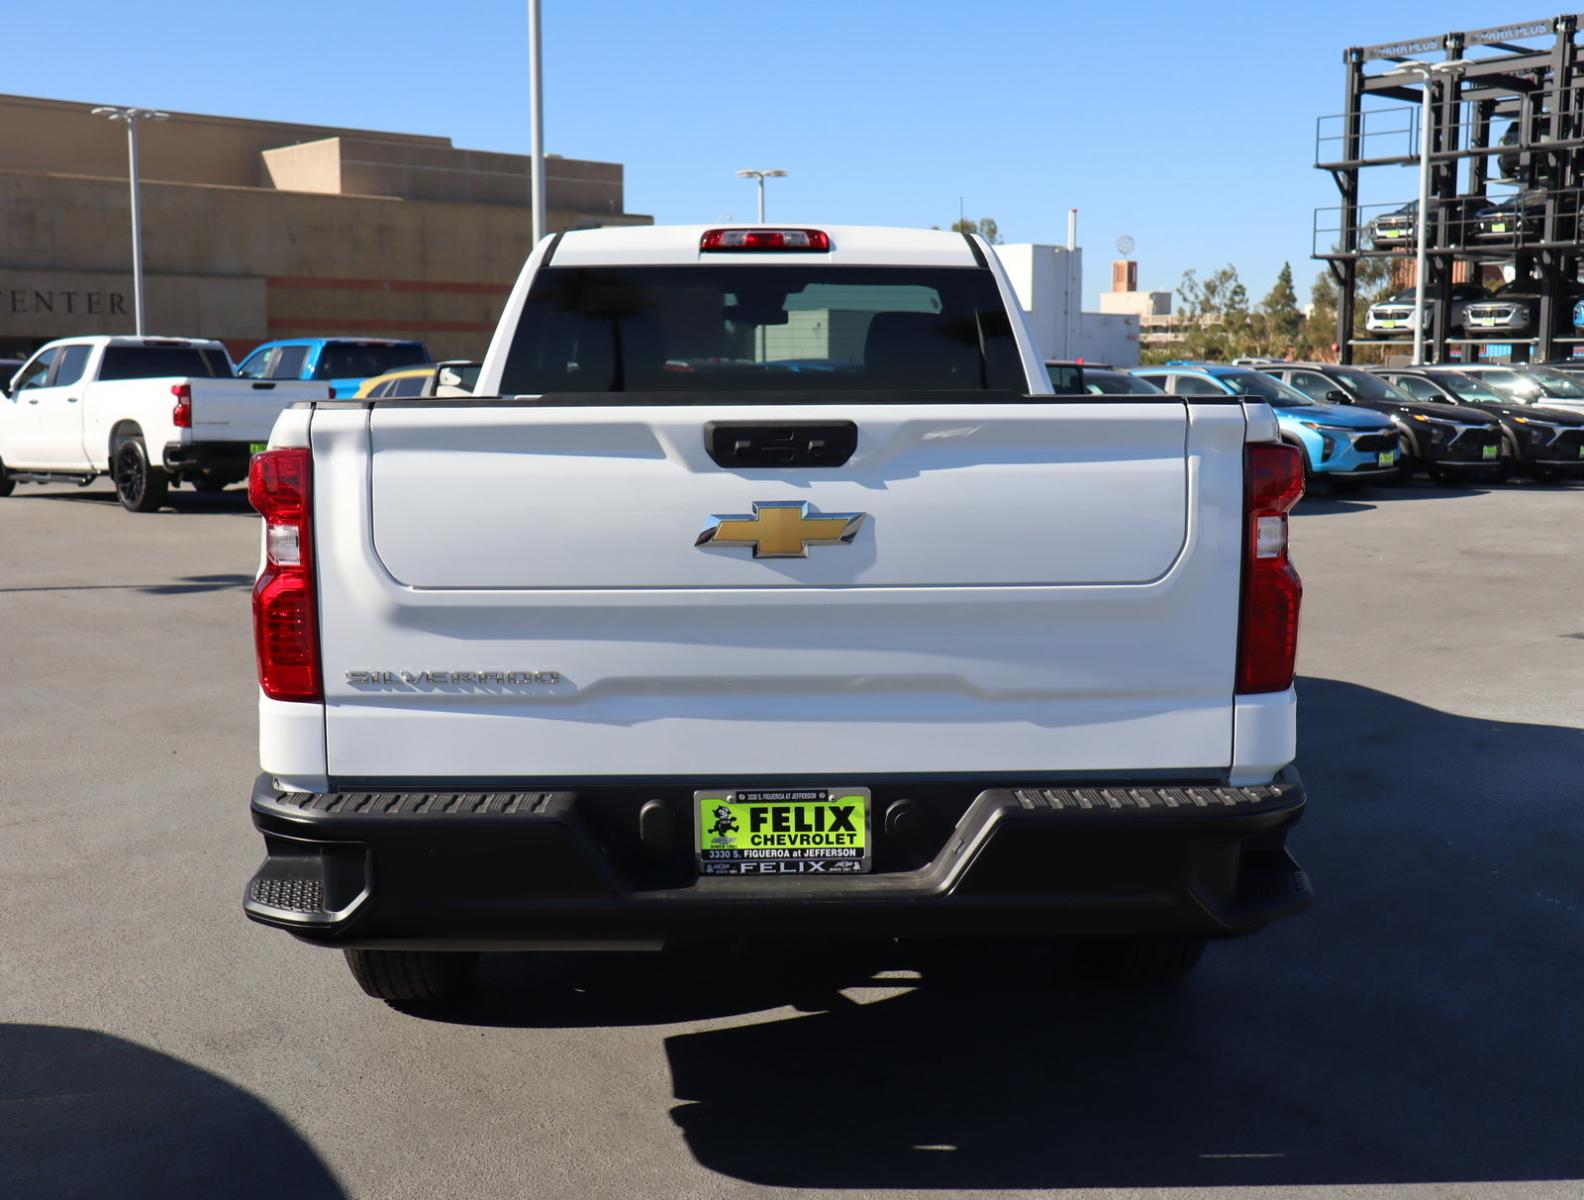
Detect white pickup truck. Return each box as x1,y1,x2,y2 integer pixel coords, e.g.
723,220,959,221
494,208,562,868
0,335,327,511
243,225,1311,1003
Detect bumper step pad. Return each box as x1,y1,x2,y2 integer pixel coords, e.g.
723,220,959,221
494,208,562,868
1002,783,1283,812
274,790,568,817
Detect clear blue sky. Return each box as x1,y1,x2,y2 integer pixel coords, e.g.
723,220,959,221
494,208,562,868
7,0,1514,307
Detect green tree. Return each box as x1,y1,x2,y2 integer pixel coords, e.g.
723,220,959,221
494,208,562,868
1301,269,1340,359
1260,262,1303,350
951,217,1001,244
1174,264,1252,360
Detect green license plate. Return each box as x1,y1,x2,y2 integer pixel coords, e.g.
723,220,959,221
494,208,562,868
1578,445,1584,459
1491,223,1508,233
1379,320,1399,329
697,788,870,876
1382,230,1404,238
1378,450,1397,467
249,442,268,453
1483,444,1499,460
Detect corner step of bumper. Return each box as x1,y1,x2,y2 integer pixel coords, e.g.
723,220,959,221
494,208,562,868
244,843,370,926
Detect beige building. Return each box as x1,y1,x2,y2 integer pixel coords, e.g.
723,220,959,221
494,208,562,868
1098,259,1186,351
0,93,651,361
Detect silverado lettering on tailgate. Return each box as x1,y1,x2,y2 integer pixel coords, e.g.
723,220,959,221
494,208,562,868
346,669,561,686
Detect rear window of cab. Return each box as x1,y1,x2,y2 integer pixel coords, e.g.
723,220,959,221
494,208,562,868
498,265,1027,396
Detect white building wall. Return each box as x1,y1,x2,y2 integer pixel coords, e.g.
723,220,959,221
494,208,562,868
1079,313,1141,367
992,243,1139,366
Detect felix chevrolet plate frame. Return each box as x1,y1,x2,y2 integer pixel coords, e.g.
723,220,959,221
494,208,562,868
696,788,872,875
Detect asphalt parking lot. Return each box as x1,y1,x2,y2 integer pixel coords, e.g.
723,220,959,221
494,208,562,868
2,477,1582,1200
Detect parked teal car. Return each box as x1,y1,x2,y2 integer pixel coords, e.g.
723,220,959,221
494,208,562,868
236,338,432,399
1131,362,1400,486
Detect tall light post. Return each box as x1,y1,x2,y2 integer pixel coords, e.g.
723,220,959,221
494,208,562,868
1393,60,1463,364
528,0,546,245
736,169,787,222
91,105,168,336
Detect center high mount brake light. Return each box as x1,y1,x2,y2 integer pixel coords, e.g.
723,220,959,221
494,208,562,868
700,229,830,252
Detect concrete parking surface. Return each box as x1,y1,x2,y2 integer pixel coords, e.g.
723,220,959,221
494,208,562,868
1,478,1581,1200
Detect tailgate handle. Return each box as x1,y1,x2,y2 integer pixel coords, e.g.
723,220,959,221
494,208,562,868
704,421,857,468
251,381,276,390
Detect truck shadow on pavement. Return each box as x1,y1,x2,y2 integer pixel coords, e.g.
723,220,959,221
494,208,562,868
424,675,1584,1190
657,675,1584,1189
0,574,251,596
23,487,256,515
0,1025,344,1200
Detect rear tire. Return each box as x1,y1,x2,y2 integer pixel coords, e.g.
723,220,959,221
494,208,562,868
0,455,13,497
1076,936,1207,986
112,437,168,512
343,949,478,1003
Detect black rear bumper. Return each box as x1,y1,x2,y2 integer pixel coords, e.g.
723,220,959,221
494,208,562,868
161,441,255,478
245,770,1310,949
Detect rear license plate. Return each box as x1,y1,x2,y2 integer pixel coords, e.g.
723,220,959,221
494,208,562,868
1378,450,1397,467
1491,223,1508,233
696,788,871,876
1483,444,1499,460
249,442,267,453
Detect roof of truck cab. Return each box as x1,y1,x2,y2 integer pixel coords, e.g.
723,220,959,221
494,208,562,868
42,335,225,348
548,224,983,268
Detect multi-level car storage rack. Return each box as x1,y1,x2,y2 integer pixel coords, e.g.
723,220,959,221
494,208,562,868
1316,15,1584,364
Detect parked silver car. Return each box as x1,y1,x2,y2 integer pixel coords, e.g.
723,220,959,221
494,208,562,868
1365,284,1490,336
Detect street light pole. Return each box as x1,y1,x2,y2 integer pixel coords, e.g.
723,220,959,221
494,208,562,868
1395,60,1462,365
736,169,787,222
91,106,168,336
528,0,546,245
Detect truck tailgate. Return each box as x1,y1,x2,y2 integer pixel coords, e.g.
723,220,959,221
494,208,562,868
192,379,322,442
313,400,1248,779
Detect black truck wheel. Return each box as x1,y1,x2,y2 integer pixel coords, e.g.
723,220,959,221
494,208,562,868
0,454,13,497
344,949,478,1002
1076,936,1207,986
112,437,169,512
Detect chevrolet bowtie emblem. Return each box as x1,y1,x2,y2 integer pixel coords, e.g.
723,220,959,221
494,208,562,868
696,501,867,559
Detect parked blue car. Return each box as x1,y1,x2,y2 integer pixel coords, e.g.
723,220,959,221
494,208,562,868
236,338,433,399
1130,362,1401,486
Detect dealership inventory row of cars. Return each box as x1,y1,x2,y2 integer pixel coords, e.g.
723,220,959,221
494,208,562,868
1049,359,1584,485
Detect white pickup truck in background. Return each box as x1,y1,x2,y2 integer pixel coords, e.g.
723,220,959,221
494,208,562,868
243,224,1311,1004
0,335,328,511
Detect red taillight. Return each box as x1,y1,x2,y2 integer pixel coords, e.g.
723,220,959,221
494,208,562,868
1236,442,1304,694
249,448,320,702
171,382,192,428
700,228,830,252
